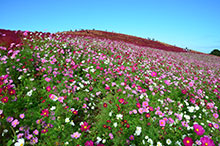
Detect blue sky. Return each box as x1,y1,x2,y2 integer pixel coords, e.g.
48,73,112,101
1,0,220,53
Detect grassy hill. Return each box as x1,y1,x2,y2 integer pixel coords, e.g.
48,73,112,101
0,29,220,146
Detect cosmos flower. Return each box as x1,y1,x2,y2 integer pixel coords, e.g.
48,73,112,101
19,113,25,119
41,109,49,117
12,119,19,127
14,138,25,146
159,119,166,127
183,137,193,146
200,136,215,146
71,132,81,139
80,122,91,132
151,71,157,77
1,96,8,103
193,124,205,136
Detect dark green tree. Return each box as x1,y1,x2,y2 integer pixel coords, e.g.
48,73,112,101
210,49,220,56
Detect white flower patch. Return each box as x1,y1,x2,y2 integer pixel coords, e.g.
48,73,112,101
187,106,194,113
116,114,123,120
134,126,142,136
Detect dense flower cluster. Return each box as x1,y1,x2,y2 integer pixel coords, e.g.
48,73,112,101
0,30,220,145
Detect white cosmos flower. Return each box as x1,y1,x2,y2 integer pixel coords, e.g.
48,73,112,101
65,118,70,123
113,122,117,127
166,139,172,145
97,137,102,143
148,139,153,144
156,141,163,146
70,121,75,126
14,138,25,146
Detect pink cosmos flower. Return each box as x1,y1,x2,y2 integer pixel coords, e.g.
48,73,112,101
105,86,110,90
85,140,94,146
159,119,166,127
7,116,14,122
119,98,124,104
182,121,189,127
46,86,51,92
71,132,81,139
138,108,144,114
183,137,193,146
41,109,49,117
45,77,51,82
19,114,25,119
213,123,219,129
213,113,219,119
33,129,39,135
12,119,19,127
193,124,205,136
129,135,134,140
109,133,114,139
80,122,91,132
151,71,157,77
58,96,64,103
200,136,215,146
1,96,8,103
142,101,148,107
164,80,171,85
82,103,87,108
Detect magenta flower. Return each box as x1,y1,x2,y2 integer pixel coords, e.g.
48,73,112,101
46,86,51,92
129,135,134,140
12,119,19,127
80,122,91,132
1,96,8,103
159,119,166,127
118,98,124,104
71,132,81,139
151,71,157,77
193,124,205,135
183,137,193,146
41,129,48,133
200,136,215,146
41,109,49,117
85,140,94,146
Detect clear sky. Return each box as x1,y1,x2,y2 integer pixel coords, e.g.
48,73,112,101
1,0,220,53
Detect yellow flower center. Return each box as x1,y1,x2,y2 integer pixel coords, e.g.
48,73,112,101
186,140,190,143
205,143,208,146
20,144,23,146
161,122,163,125
196,128,199,131
84,126,87,129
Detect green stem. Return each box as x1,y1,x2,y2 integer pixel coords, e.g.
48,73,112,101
10,126,16,138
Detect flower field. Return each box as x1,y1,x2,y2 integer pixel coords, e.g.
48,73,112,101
0,30,220,146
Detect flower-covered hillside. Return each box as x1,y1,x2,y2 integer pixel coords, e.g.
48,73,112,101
0,31,220,146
